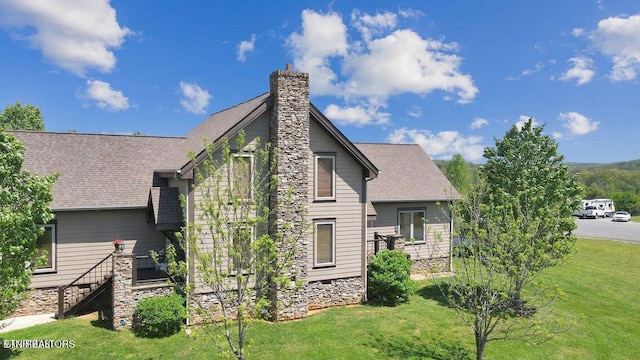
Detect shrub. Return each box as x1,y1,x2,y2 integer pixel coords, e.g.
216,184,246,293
133,292,185,337
367,250,412,306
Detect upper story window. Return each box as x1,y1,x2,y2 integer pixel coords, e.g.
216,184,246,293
315,154,335,201
34,224,56,273
398,209,425,244
231,153,253,200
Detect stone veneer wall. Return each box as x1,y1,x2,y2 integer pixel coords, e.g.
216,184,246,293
307,277,364,310
11,288,59,317
411,256,451,274
112,254,172,330
268,67,310,321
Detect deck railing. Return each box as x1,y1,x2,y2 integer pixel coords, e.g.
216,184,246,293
132,255,168,285
57,253,113,318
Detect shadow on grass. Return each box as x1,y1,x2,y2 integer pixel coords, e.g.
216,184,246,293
90,318,113,330
367,334,470,360
416,283,451,308
0,340,21,360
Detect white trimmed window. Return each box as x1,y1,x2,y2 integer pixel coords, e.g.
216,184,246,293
314,220,336,267
398,209,425,244
314,155,335,200
231,225,253,273
34,224,56,272
231,153,253,200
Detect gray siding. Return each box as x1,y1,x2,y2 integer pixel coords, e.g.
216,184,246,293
190,114,270,294
368,202,451,260
31,209,166,289
307,119,364,282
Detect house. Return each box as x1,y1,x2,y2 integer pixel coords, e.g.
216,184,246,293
356,143,458,272
9,66,458,328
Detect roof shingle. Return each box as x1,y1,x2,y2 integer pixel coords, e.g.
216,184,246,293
10,131,189,210
355,143,460,202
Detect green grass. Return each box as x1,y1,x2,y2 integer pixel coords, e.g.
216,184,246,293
2,238,639,360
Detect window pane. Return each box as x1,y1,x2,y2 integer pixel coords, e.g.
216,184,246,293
413,211,425,241
35,227,53,269
316,223,334,264
233,156,251,199
399,212,412,239
317,157,334,198
232,227,252,272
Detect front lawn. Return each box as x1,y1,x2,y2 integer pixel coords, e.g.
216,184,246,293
2,238,639,359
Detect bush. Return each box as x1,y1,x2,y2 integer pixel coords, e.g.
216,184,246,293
133,292,185,337
367,250,412,306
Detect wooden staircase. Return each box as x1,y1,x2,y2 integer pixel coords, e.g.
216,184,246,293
57,254,113,319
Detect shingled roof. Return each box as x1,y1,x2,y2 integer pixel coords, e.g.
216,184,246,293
9,90,378,212
355,143,460,202
10,131,189,210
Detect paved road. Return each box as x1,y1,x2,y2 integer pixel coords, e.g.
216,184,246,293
573,217,640,243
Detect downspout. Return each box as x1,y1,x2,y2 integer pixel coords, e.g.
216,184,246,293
362,174,375,302
177,170,191,328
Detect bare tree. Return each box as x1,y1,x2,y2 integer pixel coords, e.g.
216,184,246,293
161,131,307,360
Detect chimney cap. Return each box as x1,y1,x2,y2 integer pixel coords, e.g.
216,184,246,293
285,63,293,71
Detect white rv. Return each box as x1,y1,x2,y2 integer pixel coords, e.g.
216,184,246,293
577,199,616,218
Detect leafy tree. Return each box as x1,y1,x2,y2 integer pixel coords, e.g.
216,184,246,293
159,131,307,360
611,191,640,215
0,131,56,318
446,153,471,195
482,119,582,309
0,102,45,131
443,179,569,360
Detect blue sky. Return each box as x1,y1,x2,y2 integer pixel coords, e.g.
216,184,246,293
0,0,638,163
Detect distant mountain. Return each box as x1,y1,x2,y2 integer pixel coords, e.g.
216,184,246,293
566,159,640,172
434,159,640,173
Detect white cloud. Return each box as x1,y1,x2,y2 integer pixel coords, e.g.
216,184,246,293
521,62,544,77
179,82,212,115
572,28,585,37
407,106,422,118
342,29,477,103
0,0,131,76
237,34,256,62
590,14,640,81
559,112,599,136
286,9,478,125
286,10,348,95
515,115,539,130
82,80,129,111
560,56,595,85
470,117,488,129
324,103,390,126
351,10,397,43
398,8,425,19
387,127,485,161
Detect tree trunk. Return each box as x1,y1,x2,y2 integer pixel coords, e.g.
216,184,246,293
475,330,486,360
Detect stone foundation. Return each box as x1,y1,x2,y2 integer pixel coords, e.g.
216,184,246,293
11,288,59,317
411,256,451,274
307,277,364,310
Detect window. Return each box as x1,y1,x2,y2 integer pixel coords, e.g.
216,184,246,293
231,226,253,273
231,154,253,200
34,224,56,272
398,210,425,244
315,155,335,200
314,220,335,267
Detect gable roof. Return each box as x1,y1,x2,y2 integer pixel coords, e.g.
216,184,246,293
10,131,189,211
355,143,459,202
179,93,378,179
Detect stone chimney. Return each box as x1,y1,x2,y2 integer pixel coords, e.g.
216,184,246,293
268,65,310,320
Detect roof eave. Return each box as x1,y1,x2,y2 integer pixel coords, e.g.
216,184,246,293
309,104,379,179
179,96,272,179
